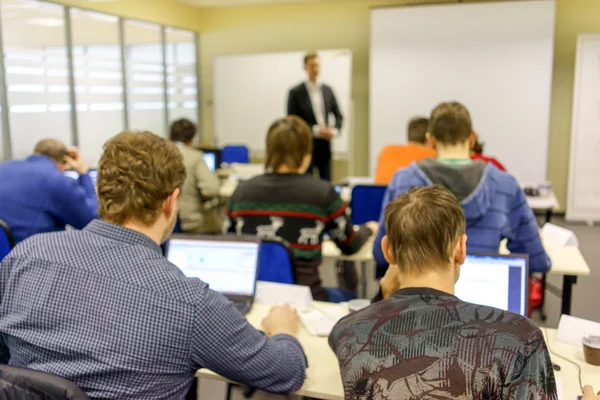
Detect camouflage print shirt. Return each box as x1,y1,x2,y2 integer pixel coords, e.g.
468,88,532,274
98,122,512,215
329,288,558,400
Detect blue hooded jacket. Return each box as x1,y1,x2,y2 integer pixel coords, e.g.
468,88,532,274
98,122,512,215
374,158,551,276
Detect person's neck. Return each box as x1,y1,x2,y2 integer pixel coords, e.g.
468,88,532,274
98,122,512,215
185,140,193,148
275,165,300,174
436,142,471,160
408,141,427,147
308,77,318,84
398,269,456,295
122,219,164,245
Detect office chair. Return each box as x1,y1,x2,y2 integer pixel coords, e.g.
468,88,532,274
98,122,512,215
0,365,89,399
0,219,15,262
350,185,387,225
221,145,250,164
258,237,295,284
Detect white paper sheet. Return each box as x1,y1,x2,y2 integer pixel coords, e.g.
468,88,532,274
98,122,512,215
557,315,600,346
542,223,579,247
255,281,313,311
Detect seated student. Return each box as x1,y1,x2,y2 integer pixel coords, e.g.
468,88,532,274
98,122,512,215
0,131,307,399
330,185,558,399
374,101,550,277
225,116,378,303
0,139,97,244
170,119,222,234
374,117,436,184
470,131,506,171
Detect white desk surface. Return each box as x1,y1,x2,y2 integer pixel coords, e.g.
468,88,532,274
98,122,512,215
196,302,345,400
544,328,600,400
323,238,591,277
196,301,598,400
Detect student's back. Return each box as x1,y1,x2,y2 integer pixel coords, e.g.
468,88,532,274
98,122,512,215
331,288,555,399
374,103,549,276
0,146,97,244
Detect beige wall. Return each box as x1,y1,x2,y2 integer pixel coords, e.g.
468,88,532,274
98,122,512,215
548,0,599,209
198,0,454,179
48,0,205,31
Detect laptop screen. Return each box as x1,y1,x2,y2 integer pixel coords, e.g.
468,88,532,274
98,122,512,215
455,253,528,316
63,169,98,186
166,238,259,297
203,152,217,172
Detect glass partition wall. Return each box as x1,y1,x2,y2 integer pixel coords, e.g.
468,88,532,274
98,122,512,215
0,0,199,164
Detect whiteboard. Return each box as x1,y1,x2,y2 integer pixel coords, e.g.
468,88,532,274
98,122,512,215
213,49,352,154
369,1,556,184
567,34,600,222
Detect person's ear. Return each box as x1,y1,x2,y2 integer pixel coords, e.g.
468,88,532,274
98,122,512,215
454,234,467,266
164,188,181,219
425,132,436,149
382,235,397,266
469,131,477,149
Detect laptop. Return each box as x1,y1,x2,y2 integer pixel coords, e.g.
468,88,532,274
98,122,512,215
63,169,98,186
165,235,261,315
455,253,529,316
203,152,217,172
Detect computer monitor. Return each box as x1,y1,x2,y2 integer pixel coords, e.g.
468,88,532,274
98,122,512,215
63,169,98,186
455,253,529,316
165,235,260,298
203,152,217,172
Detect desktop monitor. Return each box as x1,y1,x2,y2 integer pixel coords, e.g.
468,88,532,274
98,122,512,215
455,253,529,316
165,235,260,299
203,152,217,172
63,169,98,186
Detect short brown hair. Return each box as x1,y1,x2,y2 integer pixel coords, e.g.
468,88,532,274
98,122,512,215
384,185,466,275
407,117,429,144
97,131,186,226
34,138,67,163
265,116,313,172
170,119,197,143
429,101,472,145
304,52,318,65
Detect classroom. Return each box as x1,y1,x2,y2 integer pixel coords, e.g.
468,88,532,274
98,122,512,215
0,0,598,399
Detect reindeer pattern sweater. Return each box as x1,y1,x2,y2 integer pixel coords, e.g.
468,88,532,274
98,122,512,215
225,173,371,301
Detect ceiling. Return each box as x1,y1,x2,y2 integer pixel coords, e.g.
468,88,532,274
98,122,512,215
178,0,353,7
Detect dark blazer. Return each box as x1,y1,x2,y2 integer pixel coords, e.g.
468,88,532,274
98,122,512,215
287,83,343,157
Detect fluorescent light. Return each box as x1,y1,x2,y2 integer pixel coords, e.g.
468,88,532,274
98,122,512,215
132,87,163,95
11,104,47,113
89,86,123,94
8,84,45,93
90,103,124,111
132,102,164,110
6,66,44,76
49,104,71,112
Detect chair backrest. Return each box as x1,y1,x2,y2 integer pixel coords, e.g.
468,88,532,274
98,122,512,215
0,219,15,262
350,185,388,225
259,237,295,284
0,365,89,400
221,145,250,164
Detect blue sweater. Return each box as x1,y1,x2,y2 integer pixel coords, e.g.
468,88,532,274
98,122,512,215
0,155,98,244
374,159,551,276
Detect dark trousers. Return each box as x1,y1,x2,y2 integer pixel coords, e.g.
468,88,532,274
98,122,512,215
307,154,331,181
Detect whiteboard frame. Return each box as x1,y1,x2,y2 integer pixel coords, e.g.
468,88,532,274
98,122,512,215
566,34,600,223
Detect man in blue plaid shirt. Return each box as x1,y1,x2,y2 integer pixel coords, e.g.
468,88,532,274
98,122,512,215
0,131,307,399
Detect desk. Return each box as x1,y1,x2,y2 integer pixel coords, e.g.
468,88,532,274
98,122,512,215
544,328,600,400
527,191,561,224
197,302,598,400
324,238,591,315
196,302,345,400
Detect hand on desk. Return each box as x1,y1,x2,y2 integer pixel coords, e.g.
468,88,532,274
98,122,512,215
365,221,380,235
262,304,300,338
583,386,600,399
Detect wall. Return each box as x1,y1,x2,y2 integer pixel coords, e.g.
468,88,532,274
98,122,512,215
47,0,205,31
198,0,455,179
548,0,599,209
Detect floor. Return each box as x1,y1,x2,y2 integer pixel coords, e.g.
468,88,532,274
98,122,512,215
198,216,600,399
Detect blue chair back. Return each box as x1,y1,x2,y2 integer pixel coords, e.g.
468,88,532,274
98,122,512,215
259,238,295,284
350,185,387,225
222,145,250,164
0,219,15,262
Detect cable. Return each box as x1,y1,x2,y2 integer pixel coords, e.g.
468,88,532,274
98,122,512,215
543,326,583,394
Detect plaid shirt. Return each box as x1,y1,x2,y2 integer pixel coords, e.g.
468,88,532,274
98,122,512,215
0,220,307,399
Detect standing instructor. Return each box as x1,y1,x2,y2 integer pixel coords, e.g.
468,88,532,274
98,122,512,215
287,52,343,181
